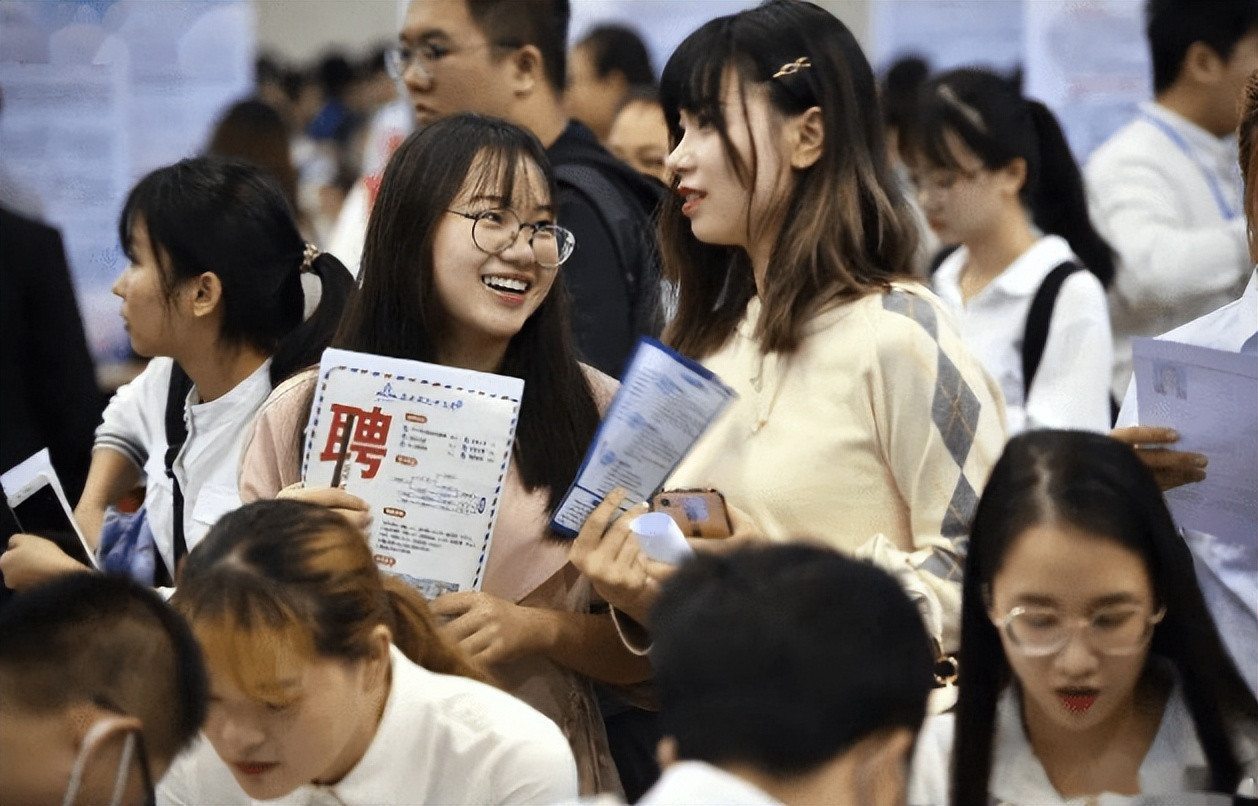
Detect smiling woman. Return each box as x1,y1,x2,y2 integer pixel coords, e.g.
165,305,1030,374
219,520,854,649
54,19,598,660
236,114,650,795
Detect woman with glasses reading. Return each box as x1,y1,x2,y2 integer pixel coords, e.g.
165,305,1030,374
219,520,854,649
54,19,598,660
909,430,1258,806
237,113,648,796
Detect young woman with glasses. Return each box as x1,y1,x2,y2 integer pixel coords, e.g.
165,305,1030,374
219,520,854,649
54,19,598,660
909,430,1258,805
913,68,1116,434
237,113,649,796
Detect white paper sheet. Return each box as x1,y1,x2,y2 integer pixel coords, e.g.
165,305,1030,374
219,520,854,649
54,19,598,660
550,338,736,536
1132,338,1258,550
302,349,524,596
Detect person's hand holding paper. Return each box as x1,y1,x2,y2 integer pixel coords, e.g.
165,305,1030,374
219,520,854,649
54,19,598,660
1110,426,1208,491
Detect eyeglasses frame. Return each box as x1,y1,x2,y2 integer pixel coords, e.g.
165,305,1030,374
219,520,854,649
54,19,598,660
991,604,1167,658
446,208,575,268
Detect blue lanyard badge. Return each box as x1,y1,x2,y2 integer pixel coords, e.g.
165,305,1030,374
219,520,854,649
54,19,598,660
1139,112,1239,220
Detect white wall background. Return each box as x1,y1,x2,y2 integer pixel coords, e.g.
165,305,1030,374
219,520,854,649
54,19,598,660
253,0,875,66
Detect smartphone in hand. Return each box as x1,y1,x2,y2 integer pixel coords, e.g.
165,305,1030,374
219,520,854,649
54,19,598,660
648,488,732,538
2,450,96,568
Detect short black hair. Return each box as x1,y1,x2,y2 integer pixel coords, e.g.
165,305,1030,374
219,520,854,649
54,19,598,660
1146,0,1258,94
467,0,570,95
650,545,933,777
0,574,208,765
576,24,655,87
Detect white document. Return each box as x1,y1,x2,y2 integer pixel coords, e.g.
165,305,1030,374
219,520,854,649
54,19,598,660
302,349,524,597
551,338,737,536
630,512,693,566
1132,338,1258,550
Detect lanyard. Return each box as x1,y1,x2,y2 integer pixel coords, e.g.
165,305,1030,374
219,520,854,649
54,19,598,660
1139,111,1239,220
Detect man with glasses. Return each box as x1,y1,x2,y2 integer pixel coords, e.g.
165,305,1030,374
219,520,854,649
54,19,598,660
0,574,207,805
390,0,665,381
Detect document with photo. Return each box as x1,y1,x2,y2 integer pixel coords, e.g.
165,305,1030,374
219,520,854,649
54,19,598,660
551,338,737,537
1133,338,1257,549
302,348,524,596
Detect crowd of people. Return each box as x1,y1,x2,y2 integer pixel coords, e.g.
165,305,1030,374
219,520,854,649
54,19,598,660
1,0,1256,804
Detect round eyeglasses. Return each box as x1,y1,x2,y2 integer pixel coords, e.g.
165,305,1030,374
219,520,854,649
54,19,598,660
992,605,1166,657
447,208,576,268
385,40,520,81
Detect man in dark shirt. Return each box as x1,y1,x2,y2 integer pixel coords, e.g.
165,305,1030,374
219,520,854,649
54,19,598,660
393,0,663,378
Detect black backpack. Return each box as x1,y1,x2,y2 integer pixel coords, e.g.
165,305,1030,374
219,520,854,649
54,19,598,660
554,163,664,339
931,246,1116,420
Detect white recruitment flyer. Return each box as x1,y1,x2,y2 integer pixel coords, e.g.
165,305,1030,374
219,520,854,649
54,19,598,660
551,338,737,537
302,348,524,597
1132,338,1257,549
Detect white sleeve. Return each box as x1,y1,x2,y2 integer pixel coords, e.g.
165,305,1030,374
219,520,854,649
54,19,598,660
93,358,173,471
1024,270,1114,433
907,713,956,806
490,720,580,805
1087,154,1250,317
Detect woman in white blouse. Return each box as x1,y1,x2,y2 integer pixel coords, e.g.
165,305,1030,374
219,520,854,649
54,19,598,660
914,68,1115,434
909,431,1257,806
159,499,578,805
0,158,352,591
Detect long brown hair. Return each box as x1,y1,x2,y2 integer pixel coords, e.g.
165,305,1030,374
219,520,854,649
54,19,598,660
658,0,920,359
1238,70,1258,258
172,499,487,697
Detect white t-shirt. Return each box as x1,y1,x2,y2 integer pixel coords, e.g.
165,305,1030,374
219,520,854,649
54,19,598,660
637,761,783,806
157,646,578,805
1085,102,1250,398
94,357,272,573
908,679,1258,806
933,234,1113,435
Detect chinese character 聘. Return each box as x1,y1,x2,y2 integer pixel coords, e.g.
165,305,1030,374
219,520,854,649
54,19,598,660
320,404,393,479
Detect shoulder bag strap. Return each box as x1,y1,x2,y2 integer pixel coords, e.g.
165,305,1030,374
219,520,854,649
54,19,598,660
156,363,193,587
1021,260,1084,399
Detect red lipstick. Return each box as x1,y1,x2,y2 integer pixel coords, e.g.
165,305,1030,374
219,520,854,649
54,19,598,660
1057,689,1098,713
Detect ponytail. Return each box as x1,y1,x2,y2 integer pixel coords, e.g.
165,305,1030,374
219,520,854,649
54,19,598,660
269,251,354,387
1024,100,1116,288
381,575,492,684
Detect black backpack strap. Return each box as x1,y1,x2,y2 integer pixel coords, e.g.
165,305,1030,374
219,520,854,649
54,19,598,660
1021,260,1084,399
157,363,193,587
928,244,960,277
554,163,663,337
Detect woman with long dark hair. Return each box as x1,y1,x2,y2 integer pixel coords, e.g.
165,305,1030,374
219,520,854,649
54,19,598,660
910,430,1258,805
238,113,649,795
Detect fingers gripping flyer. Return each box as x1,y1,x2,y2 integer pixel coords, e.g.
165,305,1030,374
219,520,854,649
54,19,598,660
302,348,524,597
551,338,737,537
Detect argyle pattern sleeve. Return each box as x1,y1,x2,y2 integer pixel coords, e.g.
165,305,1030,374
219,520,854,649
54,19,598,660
866,288,1007,653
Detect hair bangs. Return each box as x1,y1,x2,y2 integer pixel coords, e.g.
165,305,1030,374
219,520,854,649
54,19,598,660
190,593,316,705
660,17,734,142
462,145,555,213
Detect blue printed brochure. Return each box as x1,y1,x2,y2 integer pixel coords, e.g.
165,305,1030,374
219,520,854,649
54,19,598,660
551,338,737,537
